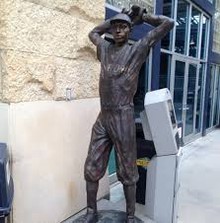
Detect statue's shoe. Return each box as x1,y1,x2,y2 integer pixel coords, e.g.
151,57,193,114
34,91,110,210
84,212,98,223
126,216,135,223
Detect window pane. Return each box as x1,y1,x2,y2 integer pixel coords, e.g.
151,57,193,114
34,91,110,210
213,67,220,126
201,16,208,59
185,64,197,136
213,0,220,52
215,67,220,125
175,0,189,55
189,7,201,57
174,61,185,122
195,63,204,133
161,0,173,50
159,53,171,89
206,65,215,128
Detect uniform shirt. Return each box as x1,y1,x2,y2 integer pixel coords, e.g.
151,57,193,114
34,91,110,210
97,32,156,109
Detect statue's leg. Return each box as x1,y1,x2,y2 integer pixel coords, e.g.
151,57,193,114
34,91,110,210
84,113,113,223
123,184,136,223
111,107,139,222
85,181,99,223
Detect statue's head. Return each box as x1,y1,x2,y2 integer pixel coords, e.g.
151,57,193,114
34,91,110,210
110,13,131,46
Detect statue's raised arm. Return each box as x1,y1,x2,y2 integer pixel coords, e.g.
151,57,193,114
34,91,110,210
124,5,175,47
142,13,175,47
88,20,111,46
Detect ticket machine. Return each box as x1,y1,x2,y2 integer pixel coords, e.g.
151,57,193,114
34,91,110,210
140,88,181,223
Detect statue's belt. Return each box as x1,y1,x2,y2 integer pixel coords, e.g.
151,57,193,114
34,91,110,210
101,103,134,110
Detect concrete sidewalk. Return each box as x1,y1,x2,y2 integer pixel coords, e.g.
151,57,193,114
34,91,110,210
177,128,220,223
64,128,220,223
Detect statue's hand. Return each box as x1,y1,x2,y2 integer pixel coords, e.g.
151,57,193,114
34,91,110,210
122,5,147,26
131,5,147,25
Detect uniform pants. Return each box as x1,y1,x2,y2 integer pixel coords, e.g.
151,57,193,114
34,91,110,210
84,106,139,186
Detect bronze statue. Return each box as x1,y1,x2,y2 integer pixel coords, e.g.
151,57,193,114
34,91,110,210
84,5,174,223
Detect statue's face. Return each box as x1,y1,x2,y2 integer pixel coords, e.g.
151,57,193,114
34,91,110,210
111,21,130,46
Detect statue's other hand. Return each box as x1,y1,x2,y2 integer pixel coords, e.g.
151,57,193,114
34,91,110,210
130,5,147,26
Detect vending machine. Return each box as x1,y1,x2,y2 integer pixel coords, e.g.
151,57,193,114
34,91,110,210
140,88,181,223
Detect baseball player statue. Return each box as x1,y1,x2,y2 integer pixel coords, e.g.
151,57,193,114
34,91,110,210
84,5,174,223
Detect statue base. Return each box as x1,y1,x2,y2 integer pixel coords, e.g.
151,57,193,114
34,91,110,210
72,210,143,222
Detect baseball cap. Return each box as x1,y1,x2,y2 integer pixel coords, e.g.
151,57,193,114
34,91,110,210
110,13,132,26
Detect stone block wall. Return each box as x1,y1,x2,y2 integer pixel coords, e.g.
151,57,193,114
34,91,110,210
0,0,104,102
0,1,108,223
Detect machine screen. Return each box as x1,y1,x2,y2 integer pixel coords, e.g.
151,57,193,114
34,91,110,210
175,132,180,149
168,100,177,129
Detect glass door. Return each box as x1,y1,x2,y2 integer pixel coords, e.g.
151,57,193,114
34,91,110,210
171,56,201,142
172,60,186,122
206,65,215,128
207,64,220,129
184,63,198,136
195,63,205,133
213,68,220,126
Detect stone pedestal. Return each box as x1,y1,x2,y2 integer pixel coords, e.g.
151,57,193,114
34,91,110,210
73,210,143,223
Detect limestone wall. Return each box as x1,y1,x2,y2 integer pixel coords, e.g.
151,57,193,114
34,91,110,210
0,1,108,222
0,0,104,102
